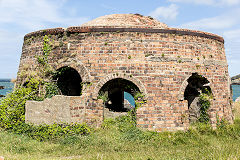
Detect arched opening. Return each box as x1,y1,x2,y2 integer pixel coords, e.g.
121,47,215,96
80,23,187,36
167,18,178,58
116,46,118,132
54,66,82,96
184,73,212,123
98,78,140,112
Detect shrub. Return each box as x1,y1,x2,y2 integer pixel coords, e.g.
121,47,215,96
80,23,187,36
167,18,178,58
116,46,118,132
44,82,59,98
198,93,211,123
0,87,91,141
11,123,91,141
0,87,35,130
0,35,91,141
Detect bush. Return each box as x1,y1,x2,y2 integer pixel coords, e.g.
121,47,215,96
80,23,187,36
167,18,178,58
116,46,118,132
0,87,90,141
0,87,34,129
199,93,211,123
0,35,91,142
44,82,59,98
12,123,91,141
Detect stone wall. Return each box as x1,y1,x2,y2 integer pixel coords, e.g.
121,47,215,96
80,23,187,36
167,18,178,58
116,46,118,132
25,95,103,126
19,23,233,131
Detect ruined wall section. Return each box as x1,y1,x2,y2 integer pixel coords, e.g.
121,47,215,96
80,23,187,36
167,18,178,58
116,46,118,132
25,95,104,126
18,27,232,131
25,95,83,125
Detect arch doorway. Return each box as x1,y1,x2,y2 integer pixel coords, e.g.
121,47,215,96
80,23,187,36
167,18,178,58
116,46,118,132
184,73,212,123
98,78,140,112
54,66,82,96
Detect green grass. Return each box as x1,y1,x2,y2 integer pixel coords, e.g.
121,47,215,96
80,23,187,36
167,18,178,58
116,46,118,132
1,116,240,160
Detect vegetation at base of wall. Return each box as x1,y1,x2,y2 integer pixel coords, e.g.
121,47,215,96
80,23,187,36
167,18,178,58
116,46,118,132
198,88,212,123
1,34,239,159
198,93,211,123
0,78,238,160
10,123,90,142
0,35,90,142
0,88,35,130
1,115,240,159
0,86,90,141
128,91,146,123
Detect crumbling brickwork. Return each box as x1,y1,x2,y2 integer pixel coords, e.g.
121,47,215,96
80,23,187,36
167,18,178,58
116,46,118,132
17,14,233,131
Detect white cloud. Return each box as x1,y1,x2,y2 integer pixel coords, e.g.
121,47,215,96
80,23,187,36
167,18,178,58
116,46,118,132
168,0,215,5
220,0,240,5
149,4,178,20
0,0,89,30
179,14,238,30
224,29,240,40
0,0,89,78
168,0,240,6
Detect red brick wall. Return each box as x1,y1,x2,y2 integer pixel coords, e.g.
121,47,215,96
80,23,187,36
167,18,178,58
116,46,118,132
18,26,233,131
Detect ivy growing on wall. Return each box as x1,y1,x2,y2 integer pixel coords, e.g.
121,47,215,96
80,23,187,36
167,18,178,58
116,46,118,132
97,91,109,103
20,35,60,99
129,91,146,125
0,35,90,141
198,89,212,123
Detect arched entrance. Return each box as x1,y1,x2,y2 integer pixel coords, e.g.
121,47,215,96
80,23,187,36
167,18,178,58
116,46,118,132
54,66,82,96
184,73,212,123
98,78,140,112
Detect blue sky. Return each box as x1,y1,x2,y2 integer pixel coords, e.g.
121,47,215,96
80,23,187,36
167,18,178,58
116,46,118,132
0,0,240,78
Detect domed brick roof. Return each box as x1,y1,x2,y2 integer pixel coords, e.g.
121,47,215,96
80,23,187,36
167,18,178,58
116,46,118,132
81,14,168,29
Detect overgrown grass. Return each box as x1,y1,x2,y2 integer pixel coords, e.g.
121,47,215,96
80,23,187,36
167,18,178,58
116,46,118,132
1,114,240,160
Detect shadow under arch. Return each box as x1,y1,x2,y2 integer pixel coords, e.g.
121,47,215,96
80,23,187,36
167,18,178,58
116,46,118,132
182,73,213,123
54,66,82,96
178,73,215,101
92,73,147,100
98,78,140,112
56,58,91,82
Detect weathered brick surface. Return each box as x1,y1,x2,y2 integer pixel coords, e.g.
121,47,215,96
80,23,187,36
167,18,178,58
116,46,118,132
26,95,83,124
19,14,233,131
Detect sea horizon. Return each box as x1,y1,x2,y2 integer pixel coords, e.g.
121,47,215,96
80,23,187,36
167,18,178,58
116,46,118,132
0,79,240,101
0,79,11,82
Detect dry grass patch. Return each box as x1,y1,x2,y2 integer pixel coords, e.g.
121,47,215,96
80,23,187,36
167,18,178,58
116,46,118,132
233,101,240,119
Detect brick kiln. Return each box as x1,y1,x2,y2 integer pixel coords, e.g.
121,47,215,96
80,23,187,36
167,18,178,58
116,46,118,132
17,14,233,131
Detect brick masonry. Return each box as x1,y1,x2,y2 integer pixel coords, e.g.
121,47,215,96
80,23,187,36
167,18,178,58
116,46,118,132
19,14,233,131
